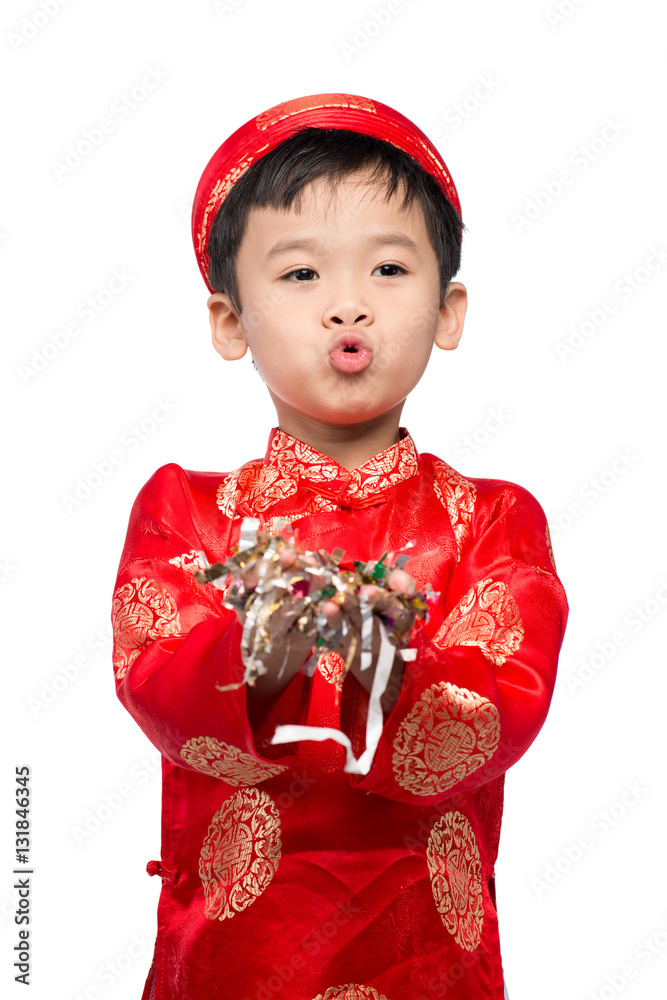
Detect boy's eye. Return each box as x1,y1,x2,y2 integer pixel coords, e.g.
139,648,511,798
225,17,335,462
372,264,406,277
282,268,318,282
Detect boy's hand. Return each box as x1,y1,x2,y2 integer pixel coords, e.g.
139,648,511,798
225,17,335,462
235,546,332,700
322,569,417,714
236,545,417,714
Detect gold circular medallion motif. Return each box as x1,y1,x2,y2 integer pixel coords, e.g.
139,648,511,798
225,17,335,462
392,682,500,796
199,788,281,921
111,576,181,680
423,719,477,771
427,811,483,951
434,577,524,667
312,987,388,1000
180,736,287,787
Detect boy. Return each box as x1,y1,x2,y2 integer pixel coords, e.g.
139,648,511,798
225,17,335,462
111,93,568,1000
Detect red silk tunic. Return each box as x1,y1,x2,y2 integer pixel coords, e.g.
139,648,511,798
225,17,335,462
111,427,568,1000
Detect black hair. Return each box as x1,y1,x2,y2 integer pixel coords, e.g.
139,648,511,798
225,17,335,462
207,127,465,314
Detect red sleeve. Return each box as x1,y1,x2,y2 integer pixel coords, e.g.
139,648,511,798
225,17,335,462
352,482,569,804
111,464,297,782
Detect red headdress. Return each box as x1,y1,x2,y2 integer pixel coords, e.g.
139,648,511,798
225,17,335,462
192,92,461,292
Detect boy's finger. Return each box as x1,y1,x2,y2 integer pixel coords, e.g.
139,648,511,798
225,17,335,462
321,599,343,629
241,561,260,591
278,548,298,568
386,567,416,595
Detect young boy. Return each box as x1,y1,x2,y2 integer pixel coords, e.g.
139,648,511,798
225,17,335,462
111,93,568,1000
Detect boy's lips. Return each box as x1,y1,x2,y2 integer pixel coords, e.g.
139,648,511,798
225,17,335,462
328,332,373,373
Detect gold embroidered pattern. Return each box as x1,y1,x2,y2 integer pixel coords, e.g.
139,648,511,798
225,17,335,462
269,432,351,483
392,683,500,796
312,987,388,1000
216,461,297,517
256,94,377,131
433,577,524,667
198,143,270,257
266,500,340,533
199,788,281,921
317,651,346,687
412,136,457,197
268,429,419,504
168,549,206,573
216,431,420,520
111,577,181,680
180,736,287,786
432,459,476,559
427,811,483,951
545,523,557,571
347,443,419,502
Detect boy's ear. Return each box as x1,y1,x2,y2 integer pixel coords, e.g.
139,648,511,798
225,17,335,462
434,281,467,351
207,292,248,360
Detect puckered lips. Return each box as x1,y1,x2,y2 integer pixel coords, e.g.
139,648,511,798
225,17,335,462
328,331,373,373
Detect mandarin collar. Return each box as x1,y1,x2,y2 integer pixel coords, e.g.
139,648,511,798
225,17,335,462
263,426,420,509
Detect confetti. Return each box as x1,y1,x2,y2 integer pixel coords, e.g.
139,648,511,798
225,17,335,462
194,518,438,691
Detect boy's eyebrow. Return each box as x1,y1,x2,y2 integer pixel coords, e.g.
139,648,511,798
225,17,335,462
265,232,422,260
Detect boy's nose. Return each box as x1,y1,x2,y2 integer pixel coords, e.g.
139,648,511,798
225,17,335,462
329,310,368,325
324,300,373,327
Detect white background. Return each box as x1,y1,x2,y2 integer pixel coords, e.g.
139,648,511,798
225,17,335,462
2,1,665,998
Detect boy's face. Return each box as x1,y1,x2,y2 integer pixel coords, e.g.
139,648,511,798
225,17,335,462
208,168,466,433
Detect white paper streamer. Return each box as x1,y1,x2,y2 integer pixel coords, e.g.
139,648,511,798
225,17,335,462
271,620,397,775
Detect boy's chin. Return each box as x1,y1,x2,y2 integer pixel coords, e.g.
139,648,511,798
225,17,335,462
307,405,402,429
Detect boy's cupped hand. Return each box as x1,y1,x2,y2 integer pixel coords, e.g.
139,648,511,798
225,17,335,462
235,544,416,706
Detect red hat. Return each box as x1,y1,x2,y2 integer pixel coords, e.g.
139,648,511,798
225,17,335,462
192,92,461,292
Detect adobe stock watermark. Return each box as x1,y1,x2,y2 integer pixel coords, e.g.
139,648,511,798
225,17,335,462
339,0,417,63
548,447,638,542
27,622,113,716
431,74,501,144
449,405,511,462
60,396,179,514
545,0,592,29
554,245,667,361
70,750,161,846
511,117,628,233
212,0,249,16
565,576,667,695
239,286,288,331
359,300,441,386
0,556,17,585
402,737,527,853
0,884,18,930
586,914,667,1000
241,899,364,1000
7,0,73,53
531,779,648,896
18,268,134,385
51,65,168,180
64,932,152,999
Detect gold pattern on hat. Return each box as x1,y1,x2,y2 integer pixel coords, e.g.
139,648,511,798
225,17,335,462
256,94,378,131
